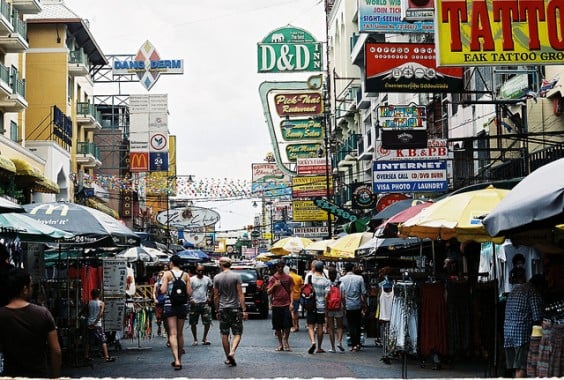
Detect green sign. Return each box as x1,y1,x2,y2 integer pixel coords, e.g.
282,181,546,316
281,118,323,141
251,230,261,238
258,26,322,73
286,143,324,162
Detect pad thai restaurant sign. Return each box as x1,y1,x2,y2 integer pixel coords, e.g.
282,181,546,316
436,0,564,66
258,26,322,73
365,43,463,93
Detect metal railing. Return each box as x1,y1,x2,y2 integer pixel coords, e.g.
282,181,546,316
76,141,99,160
69,49,87,65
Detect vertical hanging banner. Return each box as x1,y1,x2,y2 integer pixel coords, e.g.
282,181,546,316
257,26,322,73
436,0,564,66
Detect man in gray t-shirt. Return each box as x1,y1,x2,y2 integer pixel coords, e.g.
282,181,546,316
189,264,213,345
340,262,367,352
213,257,247,367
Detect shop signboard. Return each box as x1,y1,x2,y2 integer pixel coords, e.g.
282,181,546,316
351,183,378,209
297,157,329,175
251,163,291,197
401,0,434,21
365,43,463,93
156,206,220,229
376,139,448,160
274,92,323,117
292,175,332,198
102,258,128,295
436,0,564,66
499,74,530,99
286,143,324,162
293,226,328,238
358,0,433,33
373,159,448,193
280,118,323,141
292,200,332,222
112,41,184,90
378,104,427,130
103,298,126,331
257,26,322,73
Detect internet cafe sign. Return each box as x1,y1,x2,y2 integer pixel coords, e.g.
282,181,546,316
258,26,322,73
112,40,184,90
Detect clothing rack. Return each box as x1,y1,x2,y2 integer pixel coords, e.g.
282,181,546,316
124,298,153,350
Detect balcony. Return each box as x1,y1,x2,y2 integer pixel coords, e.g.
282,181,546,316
0,63,27,112
11,0,42,14
0,6,28,53
68,49,89,77
76,102,102,130
76,141,101,168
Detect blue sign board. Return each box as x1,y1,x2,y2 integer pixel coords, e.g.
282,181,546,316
373,159,448,193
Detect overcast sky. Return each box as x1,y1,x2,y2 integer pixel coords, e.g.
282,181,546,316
64,0,326,232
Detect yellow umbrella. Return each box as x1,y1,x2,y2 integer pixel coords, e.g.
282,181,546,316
304,239,337,256
255,252,276,262
400,185,508,243
327,232,373,259
269,236,313,256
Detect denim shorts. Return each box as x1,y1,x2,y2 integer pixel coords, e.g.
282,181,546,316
164,304,188,319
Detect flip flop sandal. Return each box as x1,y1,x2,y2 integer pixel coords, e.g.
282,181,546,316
104,357,115,362
308,343,316,354
202,341,211,345
192,341,198,346
227,354,237,367
275,346,284,351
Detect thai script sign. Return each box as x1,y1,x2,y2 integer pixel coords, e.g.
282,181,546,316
378,105,427,129
365,43,463,93
113,41,183,90
258,26,322,73
274,92,323,116
436,0,564,66
359,0,434,33
373,160,448,193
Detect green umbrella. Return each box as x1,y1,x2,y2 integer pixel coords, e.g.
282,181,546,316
0,213,74,242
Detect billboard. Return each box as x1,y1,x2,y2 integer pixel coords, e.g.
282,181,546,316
378,105,427,130
436,0,564,66
358,0,433,33
292,175,332,198
365,43,463,93
373,160,448,193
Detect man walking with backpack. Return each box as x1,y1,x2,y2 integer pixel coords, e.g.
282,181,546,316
325,267,345,353
340,262,367,352
160,255,192,371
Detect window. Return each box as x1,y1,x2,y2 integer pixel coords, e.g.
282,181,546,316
10,120,18,142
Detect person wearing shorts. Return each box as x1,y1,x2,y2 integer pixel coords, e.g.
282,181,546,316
267,261,294,352
213,257,247,367
189,264,213,346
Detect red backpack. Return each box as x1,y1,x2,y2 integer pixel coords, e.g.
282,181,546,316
327,283,342,311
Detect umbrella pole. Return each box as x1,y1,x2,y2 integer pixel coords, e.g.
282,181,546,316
492,243,498,376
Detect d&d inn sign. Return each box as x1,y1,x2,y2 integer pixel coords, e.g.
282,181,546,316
258,26,322,73
113,40,184,90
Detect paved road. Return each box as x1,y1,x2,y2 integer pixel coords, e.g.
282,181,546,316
61,316,487,378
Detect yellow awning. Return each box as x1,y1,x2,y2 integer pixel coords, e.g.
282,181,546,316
86,198,119,219
33,176,60,194
0,156,16,173
10,158,43,179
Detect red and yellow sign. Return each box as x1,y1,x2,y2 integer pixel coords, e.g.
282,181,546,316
130,152,149,172
436,0,564,66
274,92,323,116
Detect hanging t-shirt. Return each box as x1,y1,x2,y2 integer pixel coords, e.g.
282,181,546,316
379,288,394,321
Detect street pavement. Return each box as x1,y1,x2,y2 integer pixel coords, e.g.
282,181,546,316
60,317,487,379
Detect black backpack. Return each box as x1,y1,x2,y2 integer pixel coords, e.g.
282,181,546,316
169,271,188,306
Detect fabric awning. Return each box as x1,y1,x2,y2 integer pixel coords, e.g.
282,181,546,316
0,156,16,174
33,176,60,194
11,158,43,179
86,198,119,219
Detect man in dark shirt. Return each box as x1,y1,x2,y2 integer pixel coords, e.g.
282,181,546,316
0,268,62,378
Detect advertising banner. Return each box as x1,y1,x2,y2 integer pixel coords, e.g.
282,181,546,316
129,152,149,172
365,43,463,93
286,143,324,161
292,175,332,198
373,159,448,193
251,163,291,197
378,104,427,130
293,226,328,238
280,118,323,141
436,0,564,66
358,0,434,33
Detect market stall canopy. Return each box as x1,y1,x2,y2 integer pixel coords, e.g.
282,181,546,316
175,249,209,262
11,158,59,194
0,197,25,213
375,201,433,238
303,239,337,256
270,236,313,256
327,232,373,259
116,246,161,264
356,236,423,257
483,158,564,237
22,202,140,247
0,212,74,242
372,198,431,221
255,252,276,262
400,186,509,243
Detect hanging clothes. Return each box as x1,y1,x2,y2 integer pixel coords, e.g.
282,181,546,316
387,282,418,356
420,281,448,358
